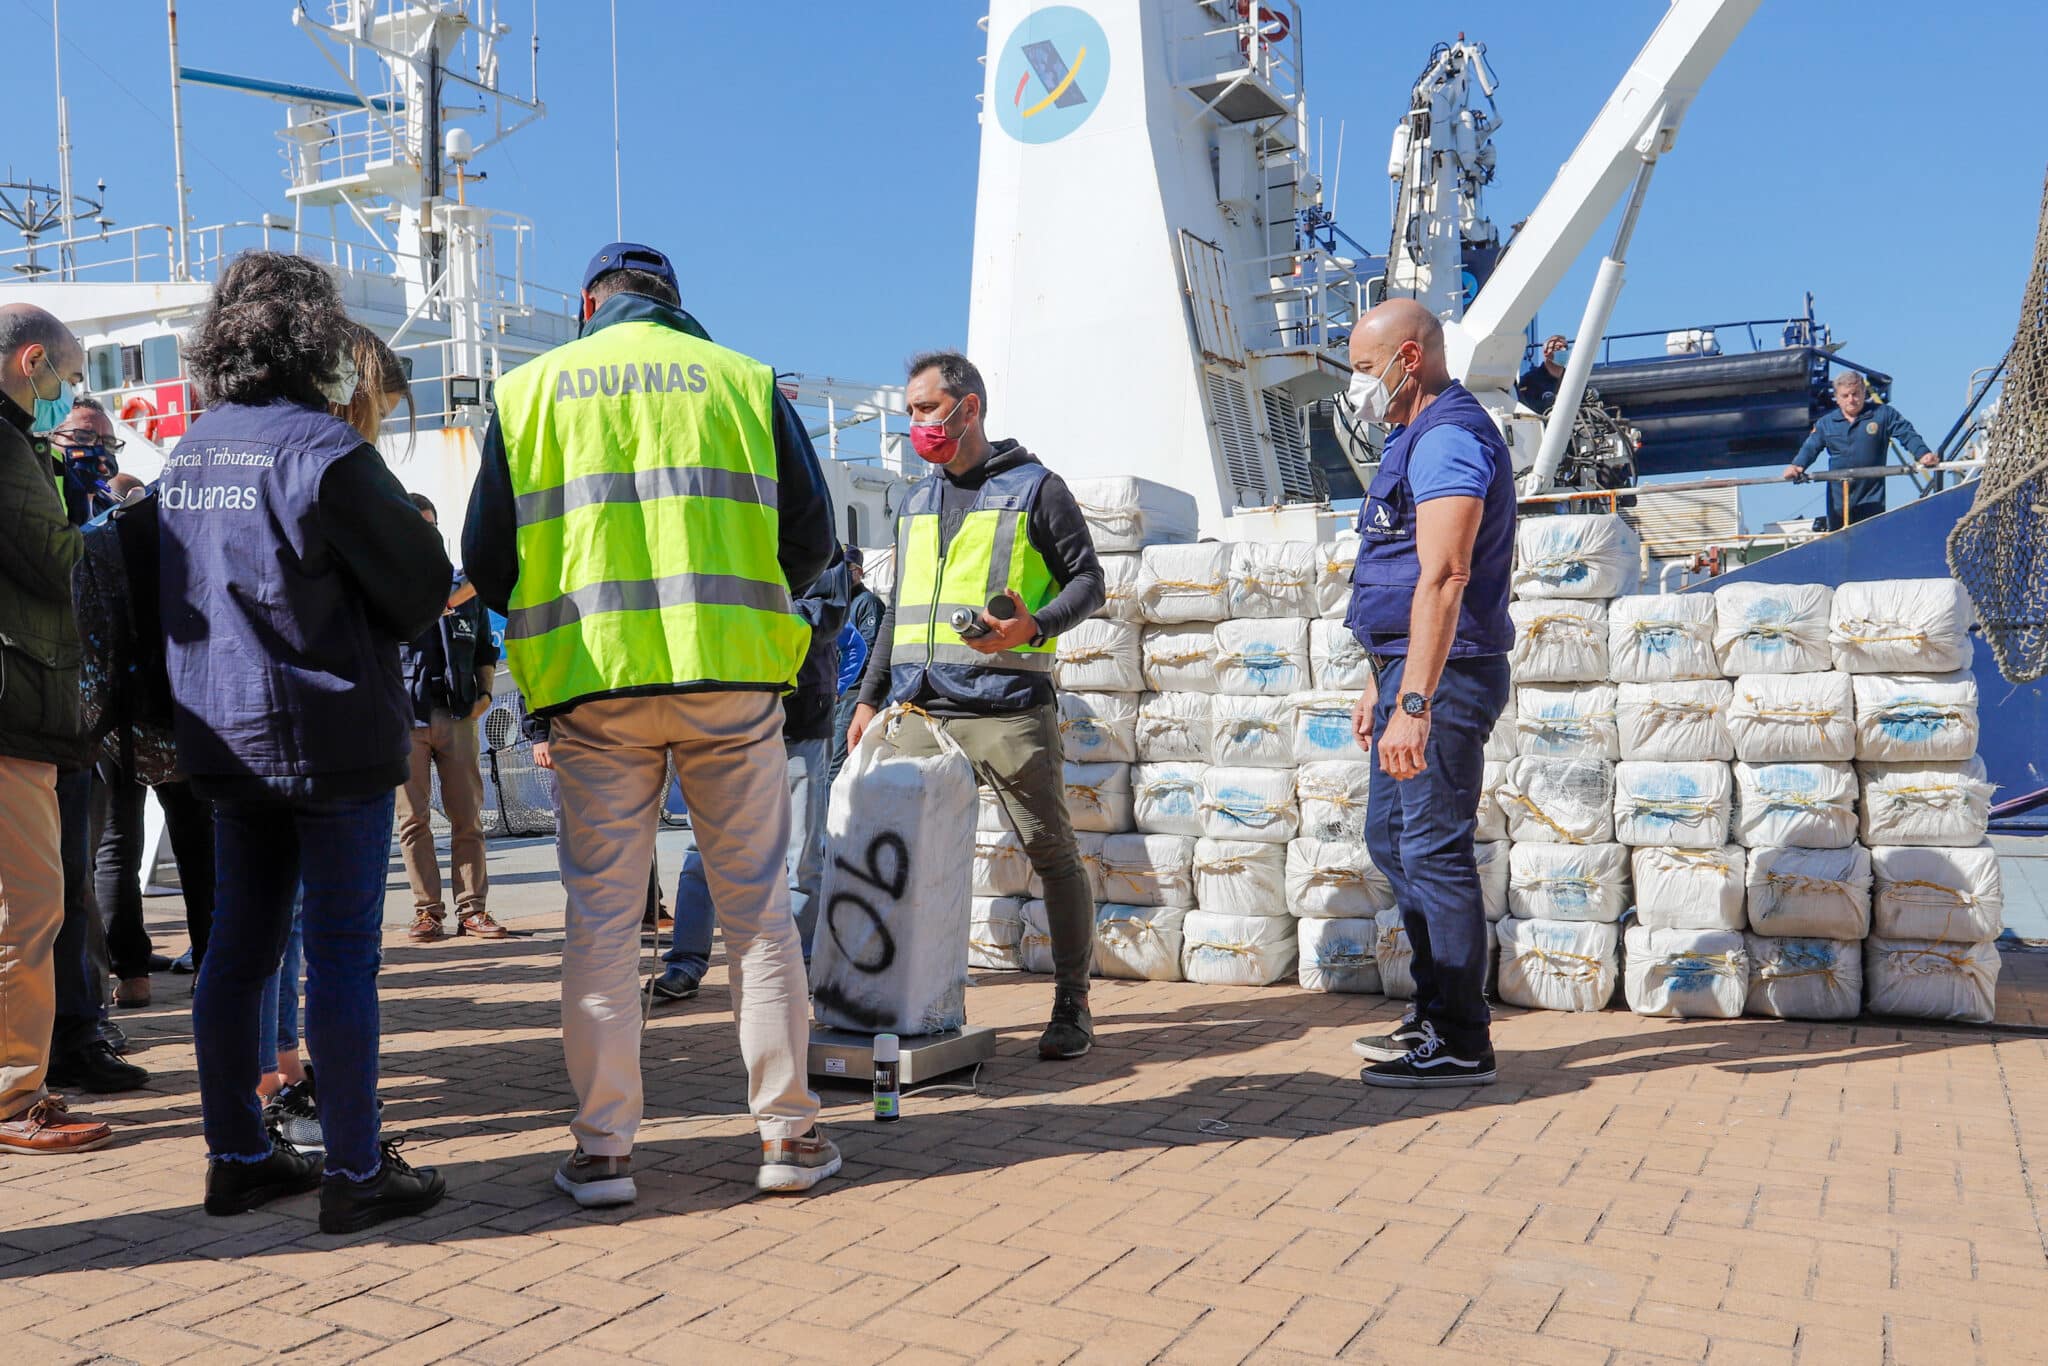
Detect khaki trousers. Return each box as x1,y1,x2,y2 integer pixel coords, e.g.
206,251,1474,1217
551,691,817,1153
0,755,63,1121
394,711,488,920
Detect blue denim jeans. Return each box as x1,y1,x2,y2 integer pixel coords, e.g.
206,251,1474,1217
195,794,392,1178
256,895,305,1070
1366,653,1512,1052
665,736,829,977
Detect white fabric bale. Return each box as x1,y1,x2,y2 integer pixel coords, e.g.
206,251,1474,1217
1744,935,1863,1020
1632,845,1746,931
1732,761,1858,849
1475,759,1509,842
1624,926,1748,1019
1140,624,1220,693
1296,760,1372,843
1132,761,1206,837
1515,682,1620,760
1192,838,1289,917
1298,916,1382,993
813,709,975,1035
1495,918,1620,1012
1477,840,1510,922
859,544,896,601
1093,904,1188,981
1375,906,1416,999
1608,593,1720,683
1871,843,2003,943
1513,514,1642,599
1713,582,1833,675
969,897,1026,971
1746,844,1872,938
976,784,1015,834
972,830,1036,899
1209,693,1297,768
1617,679,1733,762
1860,758,1995,847
1864,937,2000,1023
1285,838,1395,919
1064,762,1134,834
1497,756,1615,844
1486,693,1519,761
1058,691,1138,764
1054,618,1143,694
1181,910,1298,986
1213,617,1312,696
1310,619,1374,690
1092,552,1147,624
1508,599,1609,683
1135,691,1211,763
1612,760,1732,849
1727,672,1856,762
1508,842,1630,923
1291,690,1367,764
1075,831,1109,904
1316,533,1360,621
1138,542,1232,624
1069,476,1198,554
1852,671,1980,762
1098,832,1197,908
1830,578,1975,674
1199,766,1299,844
1017,900,1056,975
1229,541,1318,619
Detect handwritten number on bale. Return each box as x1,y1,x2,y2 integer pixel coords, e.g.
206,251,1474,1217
826,831,907,973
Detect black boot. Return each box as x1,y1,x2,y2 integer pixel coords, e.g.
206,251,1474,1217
47,1039,149,1093
204,1141,322,1216
1037,987,1094,1060
319,1140,448,1235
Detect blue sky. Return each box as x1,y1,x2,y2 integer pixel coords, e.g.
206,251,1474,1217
11,1,2044,518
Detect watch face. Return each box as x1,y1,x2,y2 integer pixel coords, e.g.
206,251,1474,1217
1401,692,1428,717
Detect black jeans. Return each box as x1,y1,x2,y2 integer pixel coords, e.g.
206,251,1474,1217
93,764,154,979
52,768,101,1054
158,781,219,966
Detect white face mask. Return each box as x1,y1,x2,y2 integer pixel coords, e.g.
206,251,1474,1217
1347,351,1410,424
319,349,360,408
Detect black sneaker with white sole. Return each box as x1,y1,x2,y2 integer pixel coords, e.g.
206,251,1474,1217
554,1147,636,1208
1359,1021,1496,1089
1352,1011,1427,1063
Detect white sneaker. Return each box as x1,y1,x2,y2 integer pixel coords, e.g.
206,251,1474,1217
756,1125,842,1194
553,1147,637,1207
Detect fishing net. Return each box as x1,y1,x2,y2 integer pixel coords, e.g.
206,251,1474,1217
1948,165,2048,682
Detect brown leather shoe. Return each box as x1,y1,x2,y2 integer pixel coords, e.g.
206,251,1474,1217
114,976,151,1008
408,910,446,942
0,1095,114,1155
457,909,511,940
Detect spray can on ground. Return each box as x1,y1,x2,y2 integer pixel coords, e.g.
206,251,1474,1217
873,1033,901,1122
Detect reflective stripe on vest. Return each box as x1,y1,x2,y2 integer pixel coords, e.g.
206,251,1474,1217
493,320,808,710
892,495,1059,677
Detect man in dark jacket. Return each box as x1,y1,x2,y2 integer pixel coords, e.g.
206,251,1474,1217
396,493,505,943
0,303,115,1154
1781,371,1938,528
653,547,854,1001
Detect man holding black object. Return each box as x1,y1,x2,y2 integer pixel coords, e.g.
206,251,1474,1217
1344,299,1516,1089
847,351,1105,1060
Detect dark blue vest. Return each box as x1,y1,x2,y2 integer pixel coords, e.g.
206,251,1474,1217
158,399,410,791
1345,381,1516,658
888,460,1054,713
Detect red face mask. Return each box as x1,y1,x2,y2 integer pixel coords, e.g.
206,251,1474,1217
908,397,969,464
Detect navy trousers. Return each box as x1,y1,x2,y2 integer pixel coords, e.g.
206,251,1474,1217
1365,653,1512,1051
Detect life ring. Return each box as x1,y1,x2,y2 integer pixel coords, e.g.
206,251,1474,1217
1238,0,1290,54
119,394,159,442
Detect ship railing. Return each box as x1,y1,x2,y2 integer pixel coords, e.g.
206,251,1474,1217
0,223,182,284
285,113,409,190
1194,0,1305,104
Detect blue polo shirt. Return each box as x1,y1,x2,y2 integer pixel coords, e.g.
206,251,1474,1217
1793,400,1932,522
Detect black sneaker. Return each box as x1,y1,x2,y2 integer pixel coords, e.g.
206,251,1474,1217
318,1139,447,1235
47,1039,149,1094
650,967,700,1002
203,1136,322,1216
1352,1010,1427,1063
554,1147,636,1207
264,1067,323,1157
1037,987,1094,1060
1360,1022,1496,1089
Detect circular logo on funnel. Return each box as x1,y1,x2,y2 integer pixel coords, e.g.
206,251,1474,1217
994,6,1111,144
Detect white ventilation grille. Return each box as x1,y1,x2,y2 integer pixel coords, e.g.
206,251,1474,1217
1263,389,1317,501
1205,370,1269,506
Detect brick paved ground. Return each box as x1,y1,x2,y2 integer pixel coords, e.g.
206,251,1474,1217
8,838,2048,1365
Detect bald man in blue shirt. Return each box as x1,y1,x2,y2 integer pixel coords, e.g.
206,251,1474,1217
1782,371,1937,529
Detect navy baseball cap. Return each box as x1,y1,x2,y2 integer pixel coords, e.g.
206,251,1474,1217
580,241,679,297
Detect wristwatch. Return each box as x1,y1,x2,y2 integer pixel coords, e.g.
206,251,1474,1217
1400,691,1431,718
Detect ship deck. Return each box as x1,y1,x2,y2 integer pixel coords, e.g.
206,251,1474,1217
6,829,2048,1365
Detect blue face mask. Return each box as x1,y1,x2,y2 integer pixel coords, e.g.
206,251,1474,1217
27,353,73,434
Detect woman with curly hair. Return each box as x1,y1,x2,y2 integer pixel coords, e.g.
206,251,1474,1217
158,250,451,1232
